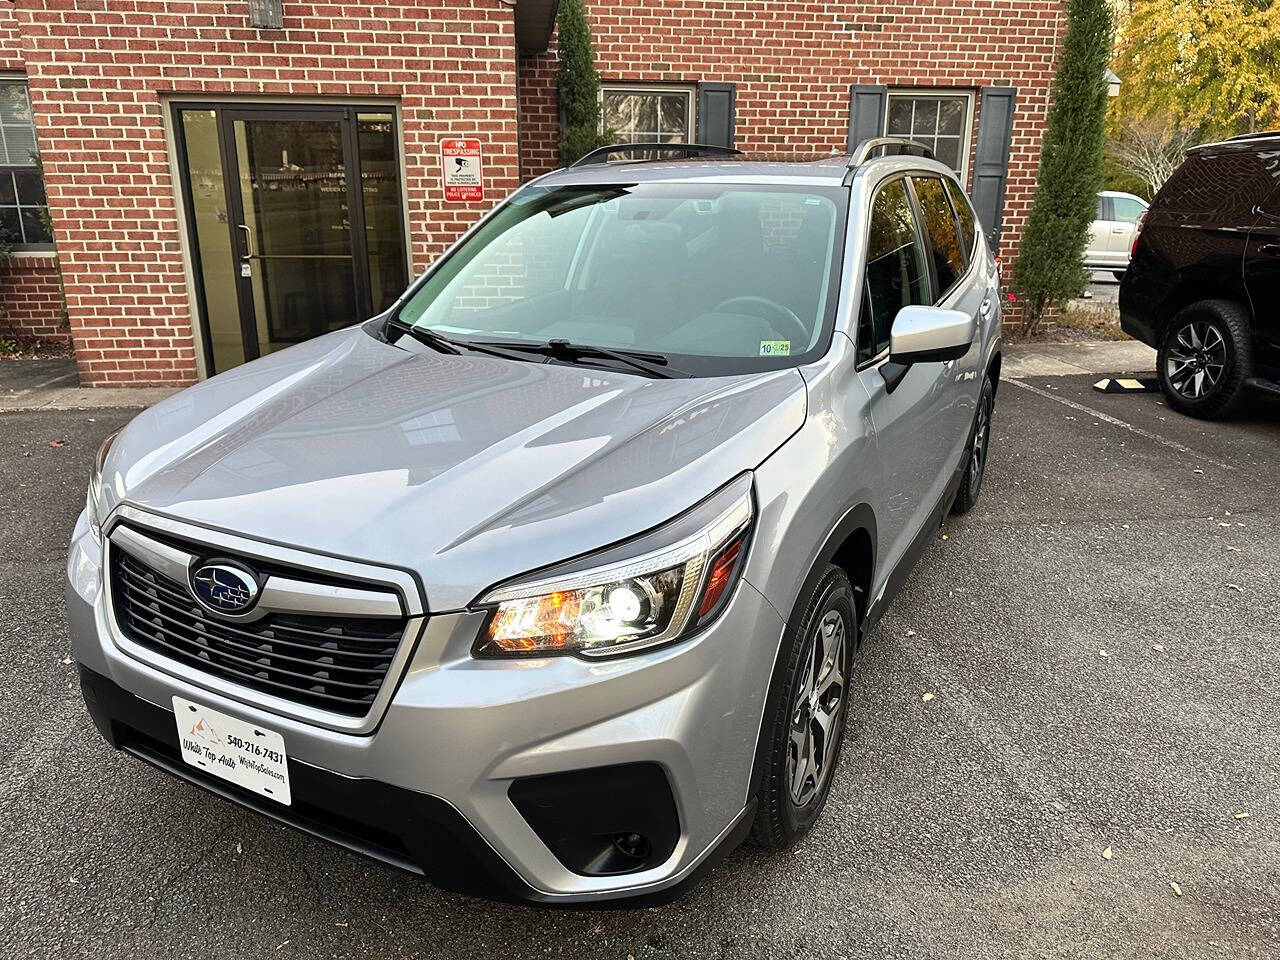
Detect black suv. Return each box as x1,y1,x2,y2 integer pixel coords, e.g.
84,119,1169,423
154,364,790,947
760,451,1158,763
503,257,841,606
1119,132,1280,418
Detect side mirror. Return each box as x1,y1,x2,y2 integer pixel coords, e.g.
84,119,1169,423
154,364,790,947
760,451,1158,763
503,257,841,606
881,306,976,393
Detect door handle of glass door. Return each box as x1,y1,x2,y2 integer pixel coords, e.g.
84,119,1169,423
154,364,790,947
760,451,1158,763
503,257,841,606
237,224,254,258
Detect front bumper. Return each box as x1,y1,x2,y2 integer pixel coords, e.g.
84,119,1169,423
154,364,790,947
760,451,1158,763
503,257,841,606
67,509,783,904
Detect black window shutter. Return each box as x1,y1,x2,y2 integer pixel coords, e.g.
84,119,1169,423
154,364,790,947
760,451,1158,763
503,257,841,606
971,86,1018,252
696,83,736,147
847,85,887,153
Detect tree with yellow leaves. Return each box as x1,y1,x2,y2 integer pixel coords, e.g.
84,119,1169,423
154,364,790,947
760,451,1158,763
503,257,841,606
1113,0,1280,138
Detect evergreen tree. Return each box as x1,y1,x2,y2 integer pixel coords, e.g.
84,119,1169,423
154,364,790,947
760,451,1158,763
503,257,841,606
1010,0,1114,333
556,0,610,165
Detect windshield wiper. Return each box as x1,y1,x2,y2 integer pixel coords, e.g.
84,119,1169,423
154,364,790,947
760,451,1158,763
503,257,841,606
387,318,462,354
386,320,540,363
474,338,688,379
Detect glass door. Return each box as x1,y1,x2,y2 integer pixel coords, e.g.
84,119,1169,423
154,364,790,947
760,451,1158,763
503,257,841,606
173,104,408,375
229,109,359,359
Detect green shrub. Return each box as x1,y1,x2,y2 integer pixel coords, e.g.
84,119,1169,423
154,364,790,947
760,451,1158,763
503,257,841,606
556,0,611,165
1010,0,1114,334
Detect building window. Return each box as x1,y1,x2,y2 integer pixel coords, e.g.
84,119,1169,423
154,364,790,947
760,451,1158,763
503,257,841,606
600,86,694,144
0,80,51,249
885,91,974,180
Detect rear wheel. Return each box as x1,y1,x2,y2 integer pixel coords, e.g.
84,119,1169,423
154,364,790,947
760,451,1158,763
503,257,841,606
1157,300,1253,419
951,375,995,515
751,566,856,851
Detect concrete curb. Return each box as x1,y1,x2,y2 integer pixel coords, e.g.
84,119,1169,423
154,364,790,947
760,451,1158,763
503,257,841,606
0,385,179,412
1002,340,1155,379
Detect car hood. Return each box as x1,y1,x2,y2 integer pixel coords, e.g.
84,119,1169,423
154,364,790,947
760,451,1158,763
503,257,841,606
102,327,807,610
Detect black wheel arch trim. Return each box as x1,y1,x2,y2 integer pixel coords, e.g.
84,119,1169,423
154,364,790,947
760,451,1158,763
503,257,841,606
745,501,877,804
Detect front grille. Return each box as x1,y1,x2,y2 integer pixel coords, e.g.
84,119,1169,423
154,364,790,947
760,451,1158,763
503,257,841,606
110,547,407,718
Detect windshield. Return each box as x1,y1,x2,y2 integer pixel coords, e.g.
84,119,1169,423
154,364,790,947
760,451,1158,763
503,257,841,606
393,181,849,376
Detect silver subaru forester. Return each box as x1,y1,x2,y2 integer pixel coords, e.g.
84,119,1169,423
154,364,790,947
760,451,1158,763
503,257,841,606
68,141,1001,905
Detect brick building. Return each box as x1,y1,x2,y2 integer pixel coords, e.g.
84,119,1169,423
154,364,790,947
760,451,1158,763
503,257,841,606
0,0,1061,386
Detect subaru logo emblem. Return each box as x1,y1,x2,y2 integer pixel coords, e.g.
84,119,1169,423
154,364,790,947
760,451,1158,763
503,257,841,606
190,562,260,614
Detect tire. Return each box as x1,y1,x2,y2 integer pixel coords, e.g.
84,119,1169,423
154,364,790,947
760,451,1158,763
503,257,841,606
951,374,995,516
1112,270,1126,282
751,565,856,851
1156,300,1253,420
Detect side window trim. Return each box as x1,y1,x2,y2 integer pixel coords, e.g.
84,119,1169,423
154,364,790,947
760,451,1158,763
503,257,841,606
903,177,941,305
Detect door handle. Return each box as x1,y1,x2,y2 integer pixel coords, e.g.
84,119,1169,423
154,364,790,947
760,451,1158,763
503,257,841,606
1260,242,1280,257
1111,227,1127,234
980,298,992,316
237,224,255,259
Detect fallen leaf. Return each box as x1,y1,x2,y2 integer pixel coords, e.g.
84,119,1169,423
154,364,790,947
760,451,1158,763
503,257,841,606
61,656,73,665
1152,644,1165,652
49,439,67,448
1227,583,1243,593
236,842,242,854
275,942,290,952
905,629,917,637
335,922,348,928
938,533,949,541
1170,881,1182,897
69,877,79,884
1235,812,1249,820
1193,468,1204,474
1227,546,1241,552
1102,847,1113,860
1098,649,1109,657
921,692,934,702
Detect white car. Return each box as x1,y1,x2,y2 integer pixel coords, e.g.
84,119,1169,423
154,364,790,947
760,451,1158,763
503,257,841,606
1087,191,1148,280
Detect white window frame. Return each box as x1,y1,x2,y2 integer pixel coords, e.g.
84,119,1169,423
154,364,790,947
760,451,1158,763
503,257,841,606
598,84,696,144
0,76,54,251
884,89,976,183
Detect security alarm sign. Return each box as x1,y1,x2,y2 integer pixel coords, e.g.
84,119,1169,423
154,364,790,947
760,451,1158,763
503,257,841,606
440,138,484,202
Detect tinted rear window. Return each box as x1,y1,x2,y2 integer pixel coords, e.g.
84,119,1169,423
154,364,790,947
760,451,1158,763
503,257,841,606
1155,149,1275,224
946,178,977,255
912,176,965,298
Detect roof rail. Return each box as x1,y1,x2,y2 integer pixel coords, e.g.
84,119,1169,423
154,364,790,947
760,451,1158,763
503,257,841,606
569,142,744,168
847,137,935,168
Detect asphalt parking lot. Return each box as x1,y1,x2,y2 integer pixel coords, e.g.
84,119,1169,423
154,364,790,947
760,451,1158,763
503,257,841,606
2,376,1278,959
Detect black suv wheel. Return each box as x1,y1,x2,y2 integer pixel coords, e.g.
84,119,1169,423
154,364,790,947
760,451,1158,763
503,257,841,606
1157,300,1253,419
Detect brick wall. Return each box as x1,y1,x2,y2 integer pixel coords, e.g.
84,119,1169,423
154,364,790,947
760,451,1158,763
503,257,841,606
518,0,1063,270
11,0,521,386
0,0,20,70
0,255,68,341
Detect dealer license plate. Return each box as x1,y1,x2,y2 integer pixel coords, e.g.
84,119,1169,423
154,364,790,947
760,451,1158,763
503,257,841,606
173,696,292,806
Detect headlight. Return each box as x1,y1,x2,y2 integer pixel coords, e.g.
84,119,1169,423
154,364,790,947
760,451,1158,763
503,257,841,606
474,475,754,658
86,431,119,543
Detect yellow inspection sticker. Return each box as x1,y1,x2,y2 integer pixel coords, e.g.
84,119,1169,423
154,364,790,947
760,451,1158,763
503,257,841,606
759,340,791,357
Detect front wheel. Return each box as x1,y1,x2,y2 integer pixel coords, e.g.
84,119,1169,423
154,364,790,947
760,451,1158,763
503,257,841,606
751,565,856,850
951,375,995,515
1157,300,1253,419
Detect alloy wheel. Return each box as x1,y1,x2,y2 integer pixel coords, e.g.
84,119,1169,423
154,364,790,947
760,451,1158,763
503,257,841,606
969,392,991,496
787,609,848,807
1165,320,1227,400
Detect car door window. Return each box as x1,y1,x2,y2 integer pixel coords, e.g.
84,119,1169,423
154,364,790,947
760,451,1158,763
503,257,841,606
912,176,966,299
859,179,930,364
1112,196,1147,223
1096,195,1109,219
945,178,976,257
